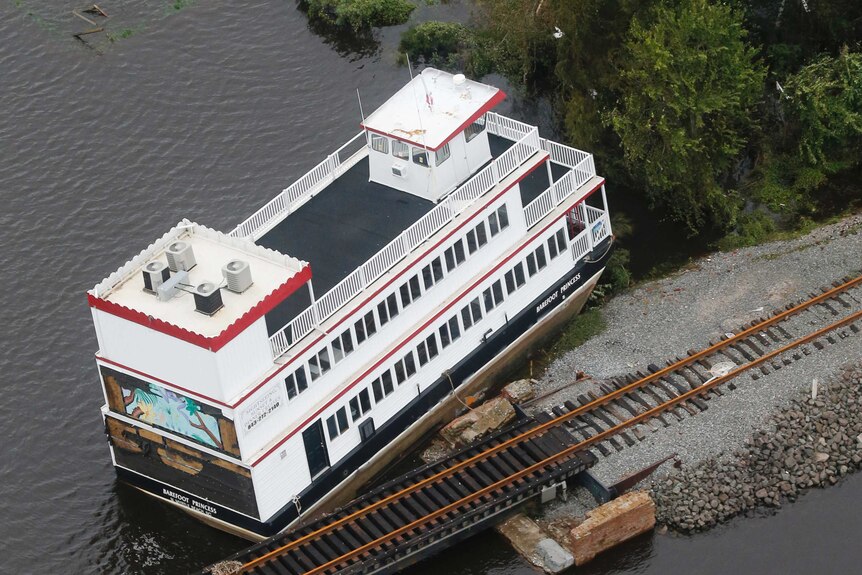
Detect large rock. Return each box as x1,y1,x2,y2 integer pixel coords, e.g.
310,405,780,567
569,491,656,565
440,396,515,446
501,379,536,404
497,514,574,574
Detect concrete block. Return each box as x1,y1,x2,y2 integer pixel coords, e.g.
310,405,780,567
497,514,574,574
441,396,515,446
569,491,656,565
501,378,536,404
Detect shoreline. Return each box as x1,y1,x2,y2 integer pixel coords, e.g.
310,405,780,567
528,212,862,534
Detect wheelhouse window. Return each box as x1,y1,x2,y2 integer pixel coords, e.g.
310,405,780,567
393,140,409,159
412,146,429,167
435,143,451,166
370,133,389,154
464,115,486,142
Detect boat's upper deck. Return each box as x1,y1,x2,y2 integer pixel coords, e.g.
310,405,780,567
256,134,569,334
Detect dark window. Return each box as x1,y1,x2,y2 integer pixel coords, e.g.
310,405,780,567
439,323,451,348
372,378,384,402
394,360,407,384
326,407,350,440
404,352,416,377
336,408,348,432
505,270,516,294
514,263,526,287
393,140,409,159
308,355,320,381
285,367,308,399
492,281,504,306
555,229,567,253
426,334,439,359
432,257,444,282
355,311,376,345
497,205,509,230
332,329,354,363
435,143,451,166
444,247,456,272
349,389,372,423
400,283,411,308
412,146,429,167
453,240,466,265
548,236,559,259
285,374,298,399
461,306,473,330
326,415,338,440
466,229,478,254
381,371,394,395
448,316,461,341
377,293,399,326
359,388,371,412
489,213,500,236
371,134,388,154
417,341,429,366
464,115,486,142
483,287,494,312
535,245,548,270
526,253,537,276
422,264,435,289
349,396,361,421
475,222,488,247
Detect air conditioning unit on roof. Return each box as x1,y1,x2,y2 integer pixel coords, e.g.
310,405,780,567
166,240,197,272
222,259,253,293
193,281,223,316
142,260,170,294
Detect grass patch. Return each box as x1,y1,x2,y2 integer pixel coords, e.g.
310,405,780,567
549,308,606,358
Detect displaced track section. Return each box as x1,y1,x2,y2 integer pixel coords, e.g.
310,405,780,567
206,275,862,575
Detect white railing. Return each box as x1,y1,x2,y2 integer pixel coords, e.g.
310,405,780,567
486,112,535,142
230,132,368,240
523,152,596,229
570,227,592,263
486,112,594,172
590,212,611,245
268,127,543,358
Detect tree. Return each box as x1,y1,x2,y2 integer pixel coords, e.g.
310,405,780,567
609,0,766,233
785,48,862,171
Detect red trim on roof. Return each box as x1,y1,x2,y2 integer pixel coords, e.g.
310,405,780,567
88,265,312,352
251,178,605,466
361,89,507,152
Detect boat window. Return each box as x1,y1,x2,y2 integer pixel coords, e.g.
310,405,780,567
381,370,394,395
350,388,372,422
475,222,488,247
488,205,509,238
326,407,350,439
461,306,473,330
371,133,389,154
285,366,308,400
505,270,516,295
439,322,452,348
514,262,526,287
535,245,548,270
466,229,478,254
412,147,429,167
308,355,320,381
484,279,505,313
314,348,331,380
444,247,456,272
435,143,451,166
417,341,429,366
526,253,537,276
448,316,461,341
332,329,354,363
464,115,486,142
453,240,466,265
400,275,422,308
403,351,417,377
377,293,399,326
393,140,409,159
394,360,407,384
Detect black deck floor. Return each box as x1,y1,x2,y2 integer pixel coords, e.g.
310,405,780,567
259,135,568,335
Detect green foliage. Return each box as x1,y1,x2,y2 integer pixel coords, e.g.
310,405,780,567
551,308,606,355
716,210,777,250
306,0,415,31
785,49,862,171
609,0,765,234
399,21,469,68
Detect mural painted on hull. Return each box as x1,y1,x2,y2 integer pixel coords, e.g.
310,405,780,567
122,382,223,449
100,366,240,456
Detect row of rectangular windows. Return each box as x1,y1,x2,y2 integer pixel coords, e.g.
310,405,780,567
368,116,486,168
285,203,510,402
324,223,571,442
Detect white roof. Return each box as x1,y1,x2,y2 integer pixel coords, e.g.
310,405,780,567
91,221,307,338
361,68,504,151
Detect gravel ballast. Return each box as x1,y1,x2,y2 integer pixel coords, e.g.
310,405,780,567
530,214,862,526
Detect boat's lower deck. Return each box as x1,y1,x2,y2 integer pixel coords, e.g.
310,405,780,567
111,235,613,538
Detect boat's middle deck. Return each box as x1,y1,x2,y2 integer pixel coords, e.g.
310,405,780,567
258,135,567,335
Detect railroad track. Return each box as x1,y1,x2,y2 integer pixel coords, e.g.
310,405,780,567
208,274,862,575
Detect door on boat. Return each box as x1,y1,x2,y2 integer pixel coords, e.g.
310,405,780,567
303,419,330,478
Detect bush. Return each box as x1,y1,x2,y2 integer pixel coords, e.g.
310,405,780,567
399,21,469,67
716,210,778,251
306,0,415,31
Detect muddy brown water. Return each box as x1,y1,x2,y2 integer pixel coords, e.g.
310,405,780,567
2,1,861,573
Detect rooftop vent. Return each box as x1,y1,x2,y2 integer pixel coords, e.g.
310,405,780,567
222,259,253,294
166,241,197,272
193,281,223,316
142,260,170,294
